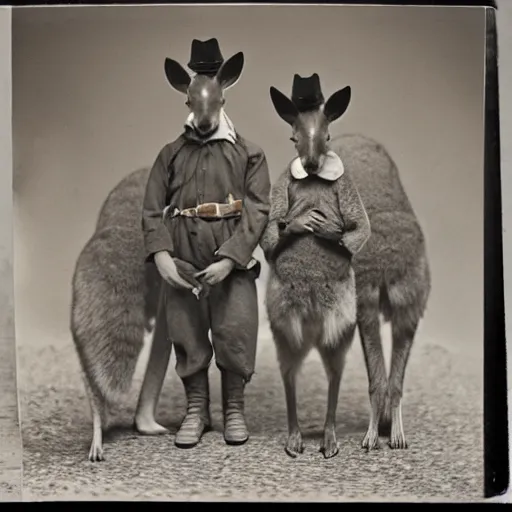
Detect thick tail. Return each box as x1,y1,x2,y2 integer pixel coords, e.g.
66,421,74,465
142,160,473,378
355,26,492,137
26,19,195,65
71,227,150,404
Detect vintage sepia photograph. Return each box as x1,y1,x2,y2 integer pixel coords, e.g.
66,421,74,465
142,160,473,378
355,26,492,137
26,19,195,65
12,3,488,502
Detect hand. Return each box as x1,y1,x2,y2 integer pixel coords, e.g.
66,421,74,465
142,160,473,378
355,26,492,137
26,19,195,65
194,258,235,286
285,210,327,235
307,210,345,242
154,251,195,290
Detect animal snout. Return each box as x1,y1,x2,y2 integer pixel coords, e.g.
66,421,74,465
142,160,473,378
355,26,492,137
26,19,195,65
303,158,320,173
196,119,213,134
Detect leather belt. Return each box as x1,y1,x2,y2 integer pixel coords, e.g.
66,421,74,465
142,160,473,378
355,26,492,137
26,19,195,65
163,194,242,220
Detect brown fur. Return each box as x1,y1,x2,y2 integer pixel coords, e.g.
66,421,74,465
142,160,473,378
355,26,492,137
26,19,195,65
71,168,162,460
332,133,431,450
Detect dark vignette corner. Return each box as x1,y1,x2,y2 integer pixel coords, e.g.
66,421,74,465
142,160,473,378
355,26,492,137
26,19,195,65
484,5,509,499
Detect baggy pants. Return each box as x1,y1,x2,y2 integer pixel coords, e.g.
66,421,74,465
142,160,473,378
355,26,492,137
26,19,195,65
165,270,259,382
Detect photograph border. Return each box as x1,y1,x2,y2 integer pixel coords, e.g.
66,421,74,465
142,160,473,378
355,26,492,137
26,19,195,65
6,0,508,502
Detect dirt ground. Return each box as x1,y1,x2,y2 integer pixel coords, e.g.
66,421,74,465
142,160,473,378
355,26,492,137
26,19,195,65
17,314,484,502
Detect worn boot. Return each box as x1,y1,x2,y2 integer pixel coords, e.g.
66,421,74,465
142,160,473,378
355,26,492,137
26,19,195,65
175,369,211,448
222,370,249,445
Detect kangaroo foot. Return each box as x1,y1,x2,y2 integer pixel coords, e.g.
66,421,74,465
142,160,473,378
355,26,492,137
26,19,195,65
134,415,169,436
285,430,305,458
88,437,104,462
361,425,380,451
319,426,339,459
388,405,408,449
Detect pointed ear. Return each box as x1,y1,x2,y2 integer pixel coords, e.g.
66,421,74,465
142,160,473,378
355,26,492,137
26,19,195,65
270,86,299,126
323,86,351,123
216,52,244,90
164,58,191,94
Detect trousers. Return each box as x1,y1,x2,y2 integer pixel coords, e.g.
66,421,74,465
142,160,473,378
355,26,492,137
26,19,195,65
165,270,259,382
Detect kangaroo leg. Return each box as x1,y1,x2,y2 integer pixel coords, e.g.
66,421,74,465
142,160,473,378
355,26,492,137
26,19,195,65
317,326,354,459
274,324,309,458
83,374,105,462
135,285,171,435
359,299,388,451
388,307,418,449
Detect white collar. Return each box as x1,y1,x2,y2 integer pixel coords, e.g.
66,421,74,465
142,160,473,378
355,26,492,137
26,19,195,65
290,150,345,181
185,109,237,144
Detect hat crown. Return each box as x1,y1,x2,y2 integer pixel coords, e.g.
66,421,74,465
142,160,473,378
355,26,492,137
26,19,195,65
291,73,325,112
188,38,224,76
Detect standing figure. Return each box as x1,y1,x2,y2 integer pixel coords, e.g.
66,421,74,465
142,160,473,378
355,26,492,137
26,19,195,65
142,38,271,449
280,74,432,451
261,74,371,458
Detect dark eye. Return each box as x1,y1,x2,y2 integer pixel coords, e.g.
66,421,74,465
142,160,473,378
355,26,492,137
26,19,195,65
185,100,191,107
326,134,331,141
290,136,298,143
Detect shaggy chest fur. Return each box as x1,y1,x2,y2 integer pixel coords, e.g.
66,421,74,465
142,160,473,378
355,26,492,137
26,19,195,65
274,177,352,295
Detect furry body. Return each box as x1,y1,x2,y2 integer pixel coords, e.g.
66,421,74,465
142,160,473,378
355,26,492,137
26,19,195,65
261,163,371,458
332,134,431,450
70,167,164,460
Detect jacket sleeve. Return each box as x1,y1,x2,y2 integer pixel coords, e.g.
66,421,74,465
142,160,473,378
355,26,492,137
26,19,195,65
337,171,371,256
142,145,174,261
259,168,292,262
215,143,271,268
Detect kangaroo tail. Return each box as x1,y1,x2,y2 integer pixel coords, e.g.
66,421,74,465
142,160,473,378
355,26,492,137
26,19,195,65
71,226,148,404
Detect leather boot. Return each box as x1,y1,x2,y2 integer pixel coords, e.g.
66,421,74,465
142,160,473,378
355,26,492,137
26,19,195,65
222,370,249,445
175,369,211,448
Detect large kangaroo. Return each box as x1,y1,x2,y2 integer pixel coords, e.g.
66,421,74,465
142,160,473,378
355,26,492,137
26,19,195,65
260,74,371,459
263,73,431,453
331,132,431,450
71,167,167,461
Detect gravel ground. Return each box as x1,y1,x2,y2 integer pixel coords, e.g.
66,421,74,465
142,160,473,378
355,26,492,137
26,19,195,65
18,319,484,502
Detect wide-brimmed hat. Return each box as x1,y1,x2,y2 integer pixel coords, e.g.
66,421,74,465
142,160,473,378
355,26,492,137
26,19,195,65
291,73,325,112
187,38,224,76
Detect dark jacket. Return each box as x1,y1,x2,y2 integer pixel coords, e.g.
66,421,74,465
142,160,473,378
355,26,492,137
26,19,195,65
142,130,271,271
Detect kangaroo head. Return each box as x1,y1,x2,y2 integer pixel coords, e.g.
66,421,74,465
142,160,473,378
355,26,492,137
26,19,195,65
269,84,351,174
164,52,244,138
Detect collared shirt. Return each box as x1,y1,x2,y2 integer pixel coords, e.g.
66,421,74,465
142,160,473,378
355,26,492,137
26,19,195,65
290,150,345,181
142,116,271,271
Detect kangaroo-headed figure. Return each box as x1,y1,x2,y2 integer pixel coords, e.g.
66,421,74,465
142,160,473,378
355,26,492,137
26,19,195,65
330,132,431,451
260,74,371,459
141,38,271,450
72,38,271,462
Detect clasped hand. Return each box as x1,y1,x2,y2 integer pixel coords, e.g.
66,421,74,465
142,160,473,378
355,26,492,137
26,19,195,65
155,252,235,291
194,258,235,286
283,209,343,242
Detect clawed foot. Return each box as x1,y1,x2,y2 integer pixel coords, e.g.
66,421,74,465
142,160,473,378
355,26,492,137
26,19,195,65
361,426,380,451
134,415,169,436
285,431,305,458
88,440,104,462
319,427,339,459
389,425,408,449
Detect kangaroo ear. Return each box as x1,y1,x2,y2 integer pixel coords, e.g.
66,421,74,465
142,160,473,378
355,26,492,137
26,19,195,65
270,86,299,126
216,52,244,90
164,58,191,94
323,86,351,123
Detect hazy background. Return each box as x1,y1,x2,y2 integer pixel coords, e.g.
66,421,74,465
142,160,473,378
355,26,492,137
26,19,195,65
12,4,485,355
